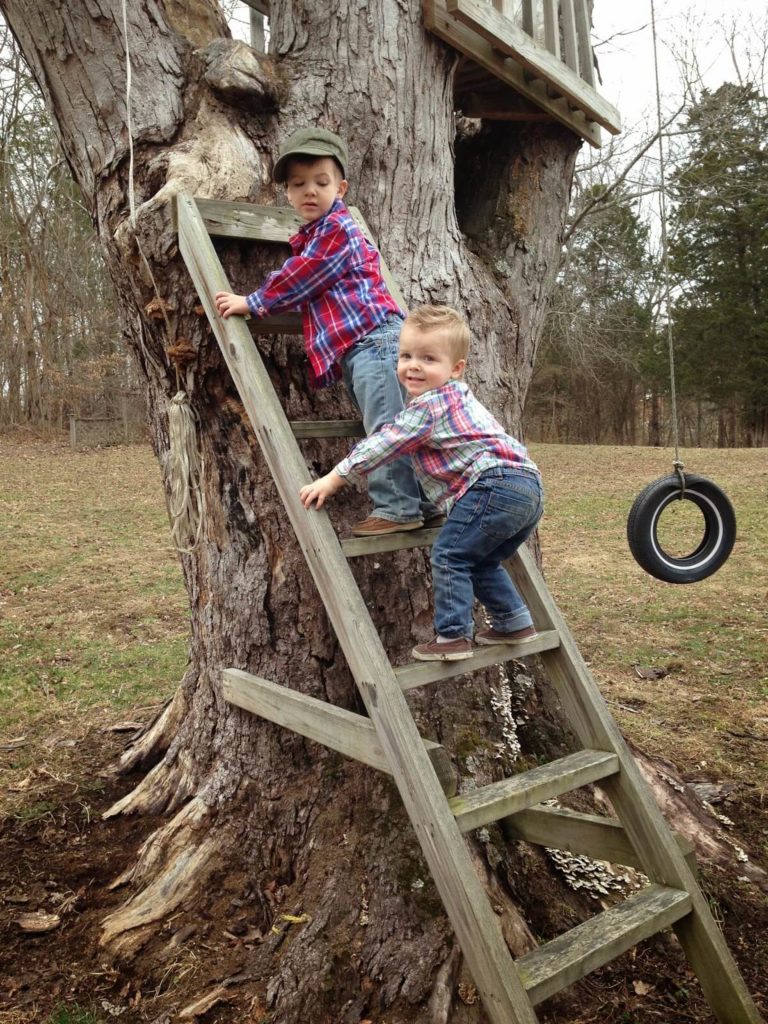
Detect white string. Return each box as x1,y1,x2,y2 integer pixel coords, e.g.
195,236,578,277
121,0,205,552
650,0,683,471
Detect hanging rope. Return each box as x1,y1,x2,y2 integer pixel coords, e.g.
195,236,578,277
121,0,205,552
650,0,685,491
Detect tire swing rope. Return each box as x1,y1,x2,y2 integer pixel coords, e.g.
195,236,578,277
625,0,736,584
121,0,204,555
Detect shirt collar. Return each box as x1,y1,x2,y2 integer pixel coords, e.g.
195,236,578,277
295,196,347,240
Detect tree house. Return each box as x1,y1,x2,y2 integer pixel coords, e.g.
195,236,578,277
242,0,620,146
426,0,621,146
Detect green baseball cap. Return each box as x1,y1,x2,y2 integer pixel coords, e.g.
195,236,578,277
273,127,348,184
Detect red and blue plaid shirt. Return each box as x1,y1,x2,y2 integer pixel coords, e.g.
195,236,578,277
246,198,403,388
335,381,539,512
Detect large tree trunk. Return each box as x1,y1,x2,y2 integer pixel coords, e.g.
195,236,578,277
2,2,762,1020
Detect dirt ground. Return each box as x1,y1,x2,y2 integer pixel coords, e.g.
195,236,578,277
1,722,766,1024
1,440,766,1023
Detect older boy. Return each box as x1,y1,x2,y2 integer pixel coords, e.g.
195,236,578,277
215,127,433,537
299,305,543,662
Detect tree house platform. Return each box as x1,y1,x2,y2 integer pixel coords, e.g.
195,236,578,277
425,0,622,146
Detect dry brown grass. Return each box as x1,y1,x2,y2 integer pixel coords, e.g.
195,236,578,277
532,443,768,816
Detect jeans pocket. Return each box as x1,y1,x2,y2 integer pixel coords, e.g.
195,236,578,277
479,478,541,540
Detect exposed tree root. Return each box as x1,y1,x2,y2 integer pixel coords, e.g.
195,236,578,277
101,797,221,955
104,751,196,819
428,943,462,1024
624,745,767,891
117,687,188,775
470,846,537,956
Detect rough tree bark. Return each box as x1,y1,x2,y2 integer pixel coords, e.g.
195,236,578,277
1,2,763,1021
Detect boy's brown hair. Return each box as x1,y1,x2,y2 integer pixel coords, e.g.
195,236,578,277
406,305,470,363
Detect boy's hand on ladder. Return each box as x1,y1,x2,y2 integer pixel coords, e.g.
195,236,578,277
300,471,346,509
214,291,249,318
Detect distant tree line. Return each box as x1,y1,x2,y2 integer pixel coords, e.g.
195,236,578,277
0,19,129,435
527,74,768,448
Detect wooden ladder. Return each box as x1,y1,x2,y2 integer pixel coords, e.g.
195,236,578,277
175,193,762,1024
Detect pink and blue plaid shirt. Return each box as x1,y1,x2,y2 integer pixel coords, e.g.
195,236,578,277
335,381,539,512
246,198,403,388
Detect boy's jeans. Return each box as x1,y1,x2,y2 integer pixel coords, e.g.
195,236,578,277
342,316,428,524
430,468,544,639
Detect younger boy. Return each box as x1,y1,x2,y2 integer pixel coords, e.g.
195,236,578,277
299,305,543,662
214,127,432,537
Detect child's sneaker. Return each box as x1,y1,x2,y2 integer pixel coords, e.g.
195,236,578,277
475,625,538,645
412,636,474,661
351,516,423,536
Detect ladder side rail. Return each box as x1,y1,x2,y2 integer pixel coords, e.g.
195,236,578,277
176,193,539,1024
508,547,763,1024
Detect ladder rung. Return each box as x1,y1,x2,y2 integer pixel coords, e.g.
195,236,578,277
394,630,561,690
248,313,303,335
341,526,442,558
291,419,366,439
449,749,618,833
516,884,692,1005
502,804,698,874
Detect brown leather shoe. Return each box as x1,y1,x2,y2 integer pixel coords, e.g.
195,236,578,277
412,636,474,661
475,625,538,645
351,516,423,537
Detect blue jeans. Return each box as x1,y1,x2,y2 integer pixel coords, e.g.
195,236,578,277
430,468,544,639
342,316,430,523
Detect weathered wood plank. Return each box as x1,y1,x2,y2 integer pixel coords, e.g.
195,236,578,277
424,0,602,146
290,419,365,439
502,805,697,874
573,0,595,87
449,750,618,833
347,206,408,310
197,198,299,243
249,7,266,53
248,313,303,335
445,0,620,132
542,0,560,59
507,546,763,1023
559,0,579,73
223,669,456,796
521,0,535,40
341,526,443,558
176,192,540,1024
394,630,561,691
517,885,692,1005
240,0,269,14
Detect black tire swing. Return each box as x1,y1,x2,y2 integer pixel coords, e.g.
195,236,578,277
626,1,736,585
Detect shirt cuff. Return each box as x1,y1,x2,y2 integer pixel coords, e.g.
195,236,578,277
335,458,357,479
246,290,268,318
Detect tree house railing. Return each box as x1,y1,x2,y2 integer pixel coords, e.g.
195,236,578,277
425,0,621,146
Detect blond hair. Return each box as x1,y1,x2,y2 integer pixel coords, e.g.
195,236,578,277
406,305,470,363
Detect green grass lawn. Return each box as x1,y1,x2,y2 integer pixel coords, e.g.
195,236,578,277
1,438,766,821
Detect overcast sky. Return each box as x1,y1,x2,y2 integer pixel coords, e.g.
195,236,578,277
594,0,767,132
